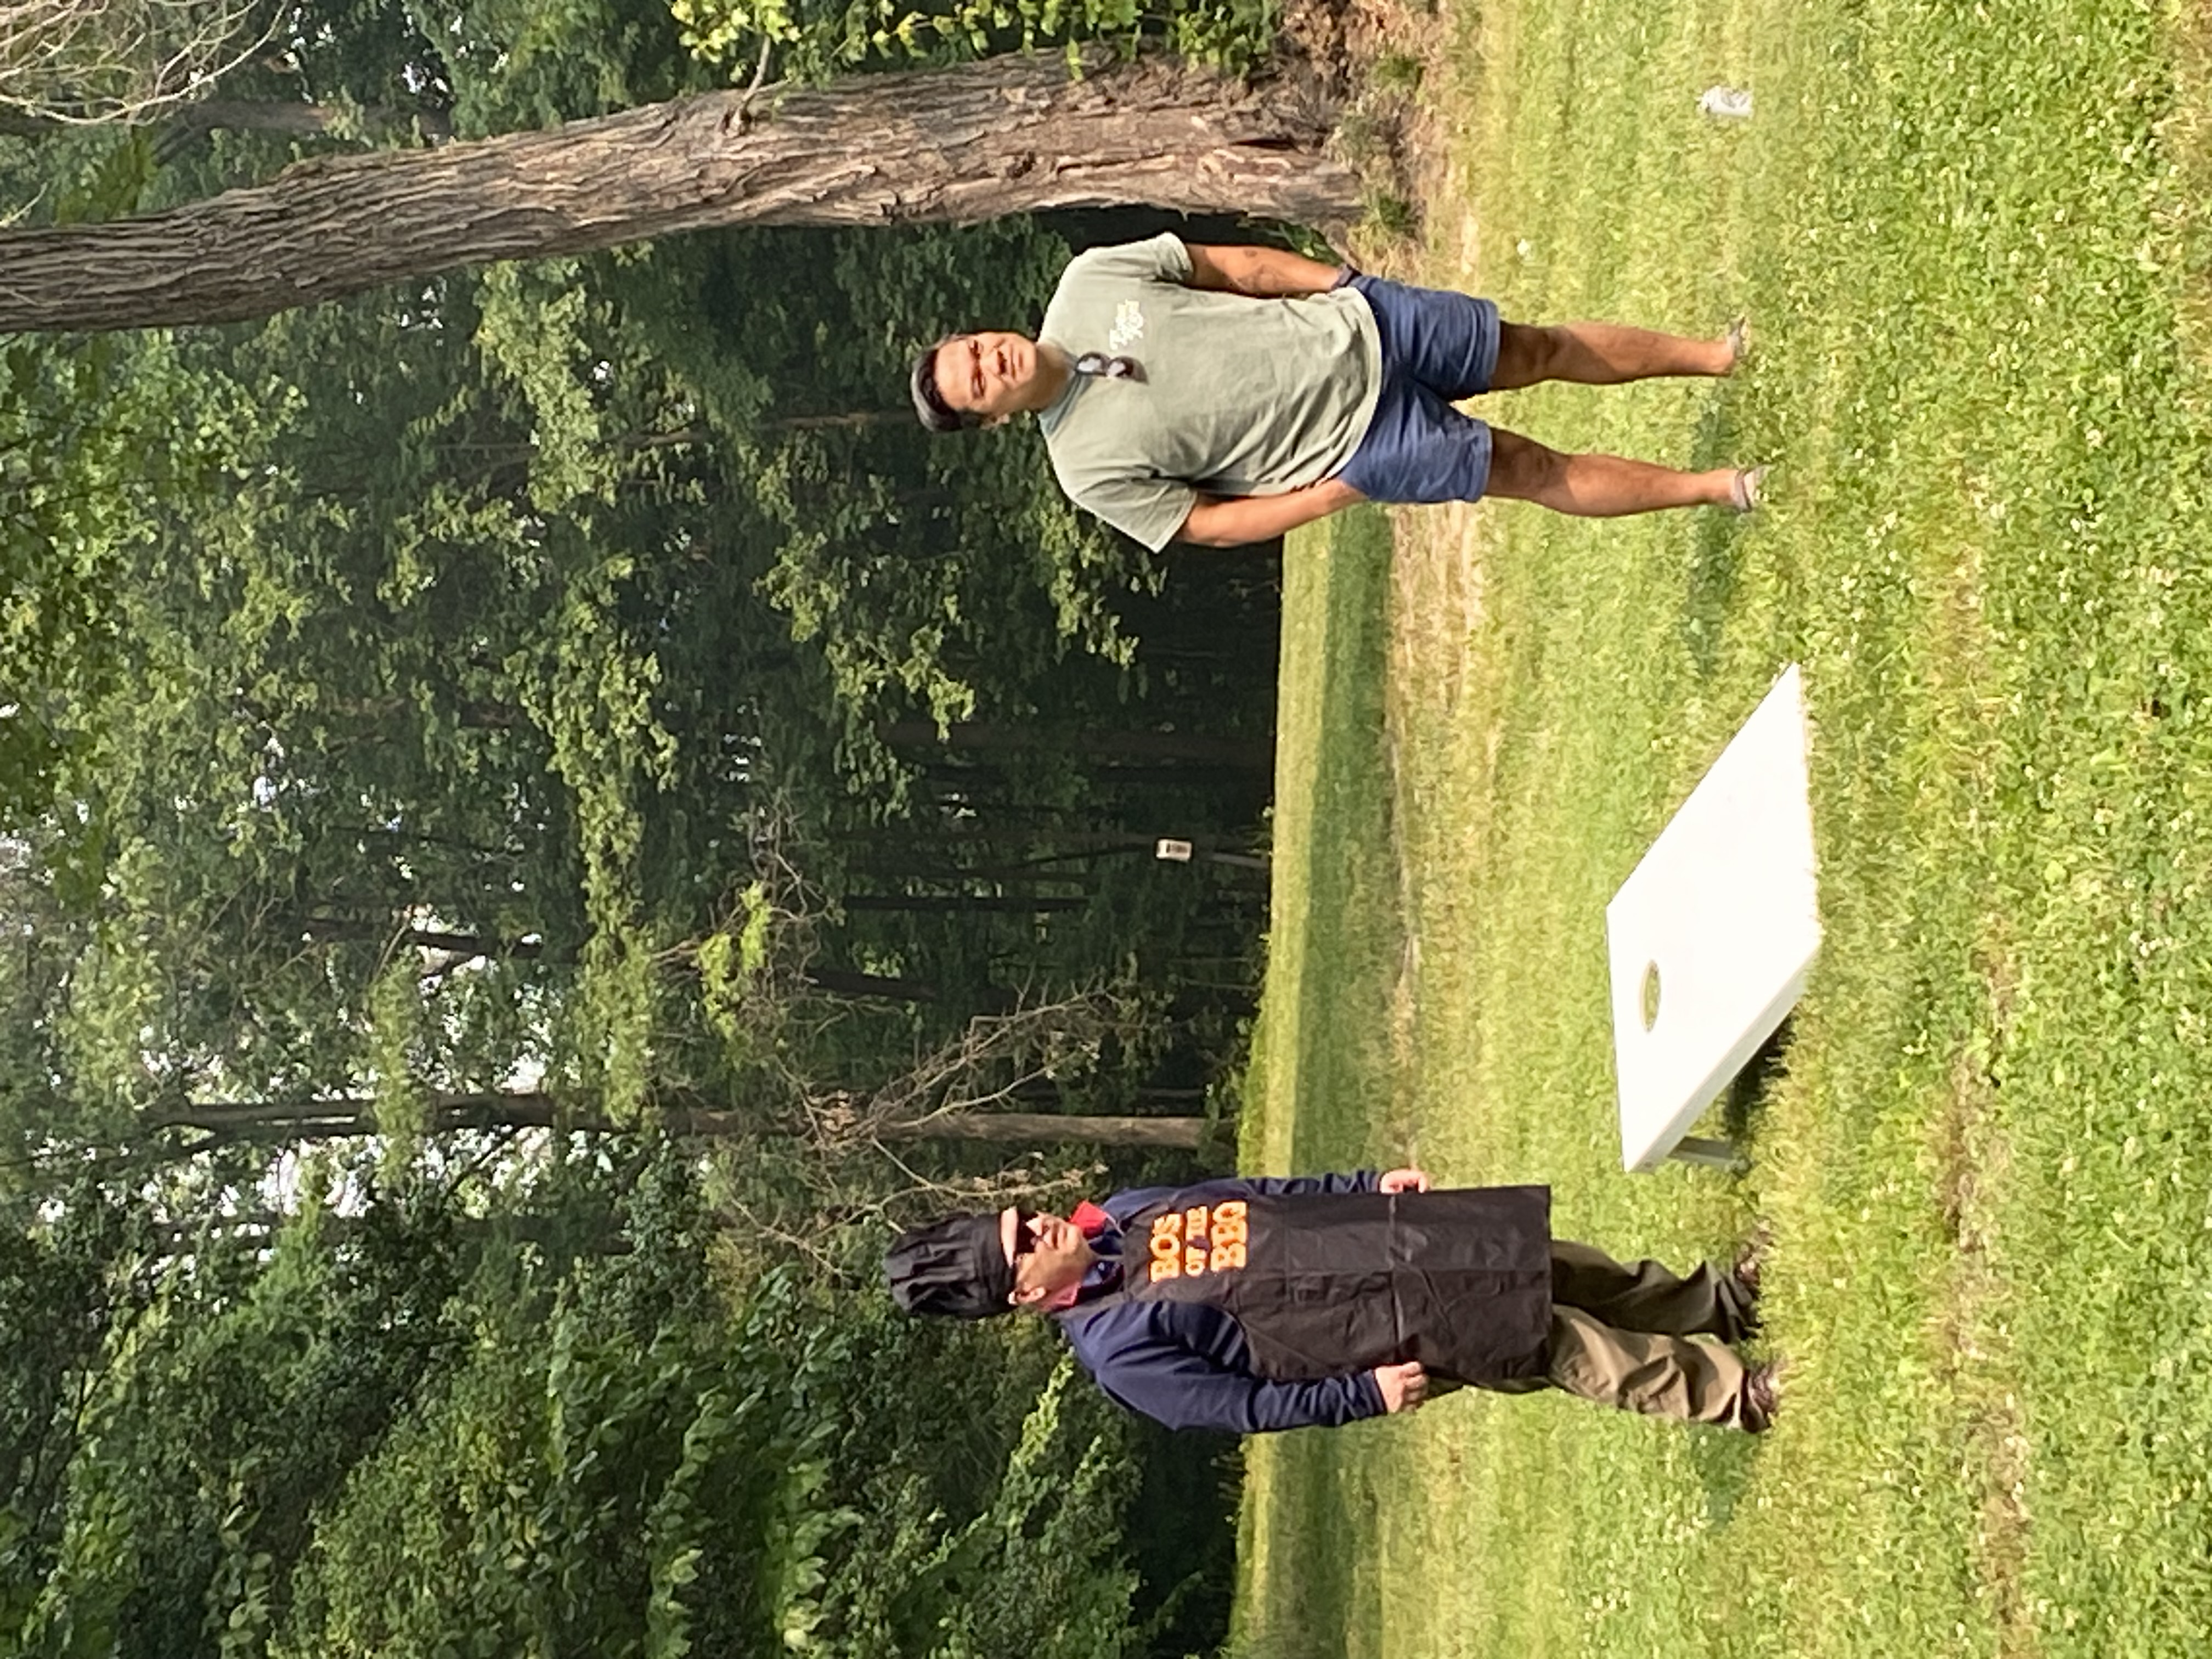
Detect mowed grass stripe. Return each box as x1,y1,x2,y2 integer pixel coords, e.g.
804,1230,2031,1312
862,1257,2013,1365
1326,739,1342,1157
1234,506,1405,1659
1234,0,2212,1654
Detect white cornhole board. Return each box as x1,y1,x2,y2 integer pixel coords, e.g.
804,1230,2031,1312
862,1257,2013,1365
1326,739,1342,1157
1606,664,1820,1172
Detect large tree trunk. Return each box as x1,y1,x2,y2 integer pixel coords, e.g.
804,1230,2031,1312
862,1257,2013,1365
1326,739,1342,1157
0,54,1357,334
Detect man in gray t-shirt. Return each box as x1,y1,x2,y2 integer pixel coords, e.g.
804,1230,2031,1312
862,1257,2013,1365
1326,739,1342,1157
910,234,1763,550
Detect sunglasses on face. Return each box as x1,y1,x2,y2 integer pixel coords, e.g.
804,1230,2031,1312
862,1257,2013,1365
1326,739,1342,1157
1011,1210,1042,1263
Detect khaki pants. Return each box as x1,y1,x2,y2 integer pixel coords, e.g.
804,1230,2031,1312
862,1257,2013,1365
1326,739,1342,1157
1479,1242,1760,1429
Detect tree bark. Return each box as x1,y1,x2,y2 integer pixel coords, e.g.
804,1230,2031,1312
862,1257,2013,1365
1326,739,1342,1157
0,54,1356,334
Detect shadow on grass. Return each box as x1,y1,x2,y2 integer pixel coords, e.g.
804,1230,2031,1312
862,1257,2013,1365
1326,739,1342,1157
1681,388,1749,678
1686,1420,1763,1527
1721,1014,1795,1146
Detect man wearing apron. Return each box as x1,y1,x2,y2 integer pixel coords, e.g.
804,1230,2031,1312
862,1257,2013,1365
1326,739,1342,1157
884,1167,1776,1434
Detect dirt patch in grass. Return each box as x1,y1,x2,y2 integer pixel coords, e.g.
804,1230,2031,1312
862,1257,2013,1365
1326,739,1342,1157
2160,7,2212,378
1282,0,1463,245
1931,932,2036,1659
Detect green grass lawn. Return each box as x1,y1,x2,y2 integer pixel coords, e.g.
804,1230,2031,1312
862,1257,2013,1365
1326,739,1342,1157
1232,1,2212,1655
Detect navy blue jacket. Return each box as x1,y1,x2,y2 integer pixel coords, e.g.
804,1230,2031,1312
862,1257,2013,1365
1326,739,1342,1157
1053,1171,1387,1434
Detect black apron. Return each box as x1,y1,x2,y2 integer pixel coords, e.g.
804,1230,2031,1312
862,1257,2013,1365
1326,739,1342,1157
1097,1186,1553,1384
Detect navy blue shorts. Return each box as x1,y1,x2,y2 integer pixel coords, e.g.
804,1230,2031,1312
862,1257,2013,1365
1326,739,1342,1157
1336,275,1503,505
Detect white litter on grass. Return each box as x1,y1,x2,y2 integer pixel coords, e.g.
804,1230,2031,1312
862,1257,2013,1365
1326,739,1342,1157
1699,85,1754,119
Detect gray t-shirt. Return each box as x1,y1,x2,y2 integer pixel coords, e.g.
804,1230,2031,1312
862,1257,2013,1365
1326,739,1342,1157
1035,234,1384,551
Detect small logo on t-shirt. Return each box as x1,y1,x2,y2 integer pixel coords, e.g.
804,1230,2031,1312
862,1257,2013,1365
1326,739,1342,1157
1108,299,1147,354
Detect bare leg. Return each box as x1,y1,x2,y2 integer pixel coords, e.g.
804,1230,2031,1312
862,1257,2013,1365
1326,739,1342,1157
1492,321,1735,391
1487,428,1738,516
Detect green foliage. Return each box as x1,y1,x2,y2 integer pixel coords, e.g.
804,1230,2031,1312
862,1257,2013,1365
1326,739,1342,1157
791,1308,1160,1659
0,327,268,830
8,1187,470,1658
472,258,622,512
272,1289,766,1656
1364,49,1423,94
524,551,681,1119
5,9,1271,1640
695,881,777,1057
667,0,1279,81
0,1133,1222,1658
5,0,1282,1162
904,1361,1142,1659
364,956,433,1151
157,1161,1160,1659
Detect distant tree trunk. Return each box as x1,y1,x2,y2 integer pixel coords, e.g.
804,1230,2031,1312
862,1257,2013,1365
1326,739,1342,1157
286,921,941,1002
840,893,1088,915
157,98,454,148
148,1096,545,1137
403,928,546,960
149,1092,1205,1148
0,111,67,138
154,1210,629,1255
765,410,906,432
0,100,451,151
802,966,939,1003
876,720,1272,770
876,1112,1204,1149
279,916,551,961
0,53,1357,333
326,695,521,729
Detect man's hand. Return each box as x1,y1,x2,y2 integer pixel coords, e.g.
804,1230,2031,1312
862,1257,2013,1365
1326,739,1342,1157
1176,477,1365,548
1379,1167,1431,1194
1373,1361,1429,1414
1185,244,1350,298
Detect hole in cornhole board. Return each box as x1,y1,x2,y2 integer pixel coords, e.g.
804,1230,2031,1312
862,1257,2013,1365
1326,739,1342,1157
1606,664,1820,1173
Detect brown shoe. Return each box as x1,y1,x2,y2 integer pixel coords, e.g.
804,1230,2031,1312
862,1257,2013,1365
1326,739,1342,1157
1744,1359,1786,1432
1731,1222,1772,1299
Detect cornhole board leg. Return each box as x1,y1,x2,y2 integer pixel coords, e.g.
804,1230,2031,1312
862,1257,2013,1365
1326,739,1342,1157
1669,1135,1748,1172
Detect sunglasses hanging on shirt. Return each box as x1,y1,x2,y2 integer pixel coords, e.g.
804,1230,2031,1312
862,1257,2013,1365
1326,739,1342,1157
1073,352,1144,382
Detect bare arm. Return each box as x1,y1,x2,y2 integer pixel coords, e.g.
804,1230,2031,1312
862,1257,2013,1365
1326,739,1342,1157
1175,477,1367,548
1184,243,1352,299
